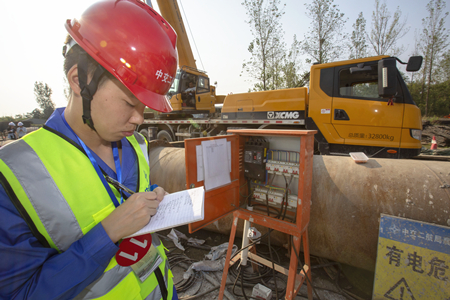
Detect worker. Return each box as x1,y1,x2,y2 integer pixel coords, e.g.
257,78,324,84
184,81,196,93
6,122,17,140
16,122,27,138
183,81,196,107
0,1,178,299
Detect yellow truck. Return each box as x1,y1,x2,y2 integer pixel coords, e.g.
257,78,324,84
140,0,423,159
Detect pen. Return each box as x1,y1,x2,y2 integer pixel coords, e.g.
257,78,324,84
105,175,135,195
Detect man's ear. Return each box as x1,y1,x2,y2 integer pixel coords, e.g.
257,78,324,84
67,65,80,95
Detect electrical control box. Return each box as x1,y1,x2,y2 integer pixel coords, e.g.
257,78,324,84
244,139,269,180
184,128,316,234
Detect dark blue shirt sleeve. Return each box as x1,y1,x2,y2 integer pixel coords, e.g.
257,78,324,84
0,184,119,299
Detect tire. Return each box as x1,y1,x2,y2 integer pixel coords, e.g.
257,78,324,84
139,129,149,141
157,130,173,142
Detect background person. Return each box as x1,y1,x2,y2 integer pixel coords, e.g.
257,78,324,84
6,122,17,140
183,81,196,107
16,122,27,138
184,81,196,93
0,0,178,299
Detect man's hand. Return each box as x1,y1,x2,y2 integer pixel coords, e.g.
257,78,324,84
152,186,168,202
102,192,160,243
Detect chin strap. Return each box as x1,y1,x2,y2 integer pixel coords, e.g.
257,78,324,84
78,52,106,131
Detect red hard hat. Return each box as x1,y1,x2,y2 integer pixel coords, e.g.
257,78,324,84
65,0,177,112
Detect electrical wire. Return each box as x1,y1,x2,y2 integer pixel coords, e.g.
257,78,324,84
167,253,204,293
290,236,322,300
313,257,367,300
178,0,205,71
266,229,279,299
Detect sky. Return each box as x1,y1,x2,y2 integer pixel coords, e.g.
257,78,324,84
0,0,445,117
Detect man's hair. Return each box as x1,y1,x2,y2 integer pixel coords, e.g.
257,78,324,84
63,35,114,95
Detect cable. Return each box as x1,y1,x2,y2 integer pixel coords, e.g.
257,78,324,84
313,258,367,300
179,0,204,71
266,229,279,299
167,253,204,293
291,236,322,300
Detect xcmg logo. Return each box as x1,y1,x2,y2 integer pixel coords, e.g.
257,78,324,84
267,111,300,119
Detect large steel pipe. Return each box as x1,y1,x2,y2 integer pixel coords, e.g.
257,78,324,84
149,146,450,271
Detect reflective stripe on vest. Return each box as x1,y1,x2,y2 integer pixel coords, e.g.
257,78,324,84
0,139,81,251
0,129,173,299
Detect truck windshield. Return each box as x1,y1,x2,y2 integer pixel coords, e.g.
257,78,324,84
168,70,182,94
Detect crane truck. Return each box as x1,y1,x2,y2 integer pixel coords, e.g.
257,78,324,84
140,0,423,159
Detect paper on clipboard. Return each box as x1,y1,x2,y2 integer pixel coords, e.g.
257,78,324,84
196,141,231,183
201,138,231,190
128,186,205,237
196,145,204,182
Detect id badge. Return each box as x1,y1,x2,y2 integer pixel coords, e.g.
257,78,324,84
130,244,163,282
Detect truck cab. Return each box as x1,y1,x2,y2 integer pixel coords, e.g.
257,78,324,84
306,55,423,158
165,66,218,115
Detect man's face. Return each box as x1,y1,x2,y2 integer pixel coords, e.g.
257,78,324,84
189,82,195,88
90,78,145,142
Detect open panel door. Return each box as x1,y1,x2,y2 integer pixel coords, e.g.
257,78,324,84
185,135,245,233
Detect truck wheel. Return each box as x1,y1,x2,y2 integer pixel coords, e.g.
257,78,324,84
139,129,149,141
157,130,173,142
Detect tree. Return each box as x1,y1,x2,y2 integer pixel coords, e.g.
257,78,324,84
30,108,43,119
368,0,409,56
301,0,347,65
33,81,55,119
419,0,449,116
241,0,286,91
436,49,450,83
348,12,368,59
283,35,310,88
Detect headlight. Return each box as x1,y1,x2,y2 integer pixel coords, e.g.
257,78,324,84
411,129,422,141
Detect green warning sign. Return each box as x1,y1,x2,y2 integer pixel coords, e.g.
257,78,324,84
373,214,449,299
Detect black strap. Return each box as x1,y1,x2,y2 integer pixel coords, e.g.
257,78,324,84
154,267,168,300
0,172,51,248
78,53,106,131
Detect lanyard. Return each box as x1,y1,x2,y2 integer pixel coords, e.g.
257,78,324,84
112,141,124,204
61,112,123,208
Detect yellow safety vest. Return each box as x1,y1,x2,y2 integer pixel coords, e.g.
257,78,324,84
0,127,174,300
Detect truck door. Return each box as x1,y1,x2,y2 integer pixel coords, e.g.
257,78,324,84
195,76,216,112
331,62,404,149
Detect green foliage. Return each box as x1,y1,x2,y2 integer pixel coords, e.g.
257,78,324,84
283,35,310,88
348,12,368,59
408,80,450,117
30,108,43,119
422,115,440,124
241,0,286,91
301,0,347,64
34,82,56,119
0,116,15,122
419,0,449,116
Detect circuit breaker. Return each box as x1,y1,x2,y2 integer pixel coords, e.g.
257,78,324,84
244,139,269,180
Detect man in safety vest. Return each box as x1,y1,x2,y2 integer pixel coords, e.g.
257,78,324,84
0,1,179,299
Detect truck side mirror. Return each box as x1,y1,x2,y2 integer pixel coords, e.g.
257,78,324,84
378,58,397,98
406,56,423,72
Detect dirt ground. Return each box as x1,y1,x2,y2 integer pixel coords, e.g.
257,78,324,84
421,118,450,148
159,225,371,300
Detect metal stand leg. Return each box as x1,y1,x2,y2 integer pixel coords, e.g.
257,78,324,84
218,215,239,300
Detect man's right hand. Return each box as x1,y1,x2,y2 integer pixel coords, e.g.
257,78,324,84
101,192,160,243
